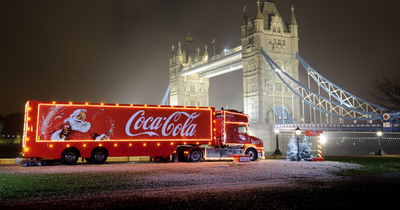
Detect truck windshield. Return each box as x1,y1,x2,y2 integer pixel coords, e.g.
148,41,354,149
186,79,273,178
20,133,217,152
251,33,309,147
238,125,247,134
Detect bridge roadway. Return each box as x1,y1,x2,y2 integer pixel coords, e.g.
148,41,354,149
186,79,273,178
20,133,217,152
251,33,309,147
179,45,243,78
273,122,400,133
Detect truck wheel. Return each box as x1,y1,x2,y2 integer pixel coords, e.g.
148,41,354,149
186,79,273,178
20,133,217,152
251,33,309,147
61,149,79,165
189,149,202,162
91,148,108,164
245,148,257,161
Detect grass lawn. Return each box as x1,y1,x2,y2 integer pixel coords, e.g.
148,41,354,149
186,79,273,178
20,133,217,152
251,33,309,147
0,171,146,201
324,157,400,176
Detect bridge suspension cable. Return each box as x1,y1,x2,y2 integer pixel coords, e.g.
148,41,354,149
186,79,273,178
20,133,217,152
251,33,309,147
261,48,397,122
296,53,391,115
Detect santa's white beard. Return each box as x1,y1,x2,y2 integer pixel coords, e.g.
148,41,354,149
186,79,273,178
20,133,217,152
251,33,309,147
69,117,91,132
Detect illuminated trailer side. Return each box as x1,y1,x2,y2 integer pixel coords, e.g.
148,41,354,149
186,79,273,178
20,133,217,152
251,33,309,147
22,100,215,165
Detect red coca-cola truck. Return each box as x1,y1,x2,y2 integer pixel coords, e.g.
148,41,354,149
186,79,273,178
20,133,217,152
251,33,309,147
21,100,264,165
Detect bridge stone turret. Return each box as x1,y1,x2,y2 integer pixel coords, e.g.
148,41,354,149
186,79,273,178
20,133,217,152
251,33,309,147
169,34,210,107
241,0,300,125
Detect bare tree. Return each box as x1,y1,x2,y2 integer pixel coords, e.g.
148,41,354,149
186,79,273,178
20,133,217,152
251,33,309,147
371,73,400,112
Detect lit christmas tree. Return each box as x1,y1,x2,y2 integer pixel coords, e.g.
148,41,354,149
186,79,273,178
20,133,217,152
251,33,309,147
286,133,313,161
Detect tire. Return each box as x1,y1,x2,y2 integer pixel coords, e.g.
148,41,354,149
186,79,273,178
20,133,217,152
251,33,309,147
245,148,257,161
90,148,108,164
61,149,79,165
189,149,203,162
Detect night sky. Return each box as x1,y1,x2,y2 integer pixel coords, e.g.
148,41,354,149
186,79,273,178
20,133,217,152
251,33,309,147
1,0,400,115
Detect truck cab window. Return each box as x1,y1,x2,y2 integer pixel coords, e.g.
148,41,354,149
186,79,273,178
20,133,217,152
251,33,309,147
238,126,248,134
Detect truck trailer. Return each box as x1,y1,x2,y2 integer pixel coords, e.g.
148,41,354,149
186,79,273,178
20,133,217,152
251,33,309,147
21,101,264,165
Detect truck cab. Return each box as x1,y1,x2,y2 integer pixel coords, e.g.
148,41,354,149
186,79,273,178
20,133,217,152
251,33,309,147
180,109,264,161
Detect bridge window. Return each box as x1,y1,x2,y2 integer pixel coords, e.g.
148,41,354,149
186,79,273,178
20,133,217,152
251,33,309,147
190,85,196,92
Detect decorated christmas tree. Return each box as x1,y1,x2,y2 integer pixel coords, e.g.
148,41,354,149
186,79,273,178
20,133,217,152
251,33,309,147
286,133,313,161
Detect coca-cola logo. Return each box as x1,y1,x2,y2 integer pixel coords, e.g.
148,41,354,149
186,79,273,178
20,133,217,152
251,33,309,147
125,110,200,137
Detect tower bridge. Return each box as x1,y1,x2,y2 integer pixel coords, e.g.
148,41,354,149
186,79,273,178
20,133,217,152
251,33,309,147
165,0,400,154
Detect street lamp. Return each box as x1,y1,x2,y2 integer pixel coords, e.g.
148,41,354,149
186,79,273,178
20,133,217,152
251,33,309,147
376,131,386,155
295,127,301,161
273,128,281,155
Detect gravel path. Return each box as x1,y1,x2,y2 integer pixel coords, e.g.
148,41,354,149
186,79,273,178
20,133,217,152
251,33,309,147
2,160,397,209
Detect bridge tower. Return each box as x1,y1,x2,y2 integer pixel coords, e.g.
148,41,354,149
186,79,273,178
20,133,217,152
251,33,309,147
242,1,301,125
169,34,210,107
242,0,301,149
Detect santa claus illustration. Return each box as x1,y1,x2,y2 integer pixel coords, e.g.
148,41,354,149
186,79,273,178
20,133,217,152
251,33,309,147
51,109,110,140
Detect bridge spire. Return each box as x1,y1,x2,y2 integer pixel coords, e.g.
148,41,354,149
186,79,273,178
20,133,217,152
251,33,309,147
256,0,262,19
290,5,297,25
177,41,182,57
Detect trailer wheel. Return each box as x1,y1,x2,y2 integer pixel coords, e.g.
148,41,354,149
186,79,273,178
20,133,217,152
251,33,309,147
91,148,108,164
61,149,79,165
245,148,257,161
189,149,203,162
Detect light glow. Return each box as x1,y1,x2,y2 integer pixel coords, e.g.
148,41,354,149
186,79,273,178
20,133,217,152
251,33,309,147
274,128,280,134
320,136,327,144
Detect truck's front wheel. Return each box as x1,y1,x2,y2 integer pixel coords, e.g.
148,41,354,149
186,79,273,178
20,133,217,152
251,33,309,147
245,148,257,161
189,149,203,162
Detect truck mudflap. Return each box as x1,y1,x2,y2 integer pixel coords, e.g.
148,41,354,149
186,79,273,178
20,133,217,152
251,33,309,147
258,149,265,159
